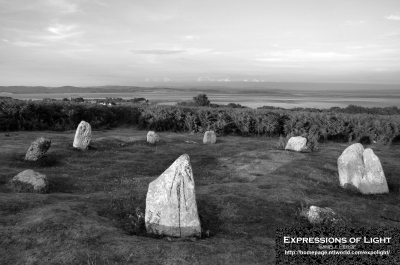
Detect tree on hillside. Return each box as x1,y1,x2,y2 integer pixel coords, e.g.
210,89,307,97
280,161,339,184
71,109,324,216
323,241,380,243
227,103,247,108
193,94,210,106
72,97,84,103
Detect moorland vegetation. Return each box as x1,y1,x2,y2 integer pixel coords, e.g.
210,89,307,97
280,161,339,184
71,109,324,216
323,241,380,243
1,93,400,264
1,95,400,147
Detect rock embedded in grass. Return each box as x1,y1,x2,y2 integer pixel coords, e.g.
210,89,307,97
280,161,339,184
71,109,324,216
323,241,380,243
307,206,346,226
9,169,48,193
337,143,388,194
203,131,216,144
145,154,201,238
285,136,307,151
147,131,160,144
25,137,51,161
73,121,92,150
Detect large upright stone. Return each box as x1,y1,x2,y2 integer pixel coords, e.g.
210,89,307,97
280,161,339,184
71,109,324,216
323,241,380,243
337,143,388,194
145,154,201,237
73,121,92,150
147,131,160,144
285,136,307,151
10,169,48,193
359,148,389,194
203,131,216,144
337,143,365,189
25,137,51,161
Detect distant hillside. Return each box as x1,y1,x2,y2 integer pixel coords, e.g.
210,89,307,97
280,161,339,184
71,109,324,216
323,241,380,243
0,86,142,94
0,85,284,95
0,82,399,96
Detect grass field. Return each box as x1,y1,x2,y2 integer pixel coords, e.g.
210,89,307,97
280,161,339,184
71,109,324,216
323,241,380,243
1,127,399,264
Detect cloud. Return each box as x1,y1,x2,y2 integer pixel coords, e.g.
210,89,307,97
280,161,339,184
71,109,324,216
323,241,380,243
256,50,354,62
3,39,44,47
197,76,214,82
374,68,388,72
181,35,199,41
59,49,93,53
344,44,382,50
382,32,400,37
93,1,110,7
341,20,366,26
186,48,212,54
47,0,79,13
144,14,175,22
133,49,186,55
386,15,400,20
38,23,83,41
164,77,171,82
132,48,211,55
48,24,77,35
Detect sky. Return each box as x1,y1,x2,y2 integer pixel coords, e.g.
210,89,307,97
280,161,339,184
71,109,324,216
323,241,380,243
1,0,400,86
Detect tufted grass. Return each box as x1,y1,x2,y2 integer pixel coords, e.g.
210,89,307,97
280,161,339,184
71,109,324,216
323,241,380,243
0,127,399,264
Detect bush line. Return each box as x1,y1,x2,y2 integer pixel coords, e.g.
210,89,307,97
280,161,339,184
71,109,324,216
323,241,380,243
1,100,400,144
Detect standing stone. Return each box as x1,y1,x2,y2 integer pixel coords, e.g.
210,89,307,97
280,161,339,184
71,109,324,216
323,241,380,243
359,148,389,194
25,137,51,161
337,143,365,190
285,136,307,151
307,206,346,226
73,121,92,150
147,131,160,144
10,169,48,193
203,131,216,144
145,154,201,237
337,143,389,194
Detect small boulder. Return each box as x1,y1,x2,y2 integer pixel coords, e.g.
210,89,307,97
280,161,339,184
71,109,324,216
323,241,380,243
73,121,92,150
147,131,160,144
25,137,51,161
9,170,48,193
203,131,216,144
285,136,307,151
307,206,346,226
337,144,388,194
145,154,201,238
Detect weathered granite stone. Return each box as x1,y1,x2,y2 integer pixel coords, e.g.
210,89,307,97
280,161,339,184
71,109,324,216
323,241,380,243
10,169,48,193
285,136,308,151
338,143,365,190
359,148,389,194
147,131,160,144
145,154,201,237
25,137,51,161
73,121,92,150
203,131,216,144
337,143,389,194
307,206,346,226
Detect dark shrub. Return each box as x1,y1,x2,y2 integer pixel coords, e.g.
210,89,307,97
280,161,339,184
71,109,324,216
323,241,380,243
359,135,372,145
391,135,400,144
